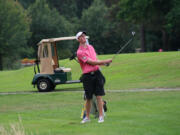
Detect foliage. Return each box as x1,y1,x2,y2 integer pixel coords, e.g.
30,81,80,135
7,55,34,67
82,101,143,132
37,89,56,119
15,0,35,9
80,0,123,54
1,0,180,70
165,0,180,50
117,0,153,23
115,0,180,51
47,0,78,20
0,0,31,70
166,0,180,33
27,0,73,57
80,0,108,53
58,48,72,60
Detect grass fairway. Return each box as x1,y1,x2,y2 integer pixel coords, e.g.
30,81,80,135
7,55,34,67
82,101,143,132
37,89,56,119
0,51,179,92
0,51,180,134
0,91,180,135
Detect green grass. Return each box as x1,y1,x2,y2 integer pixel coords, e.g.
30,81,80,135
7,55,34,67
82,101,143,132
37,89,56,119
0,91,180,135
0,51,179,92
0,51,180,135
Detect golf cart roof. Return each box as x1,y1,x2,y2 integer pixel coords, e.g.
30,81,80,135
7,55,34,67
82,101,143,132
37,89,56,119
37,36,89,45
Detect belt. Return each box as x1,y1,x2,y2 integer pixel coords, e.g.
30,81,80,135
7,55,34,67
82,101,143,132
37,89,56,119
84,70,100,75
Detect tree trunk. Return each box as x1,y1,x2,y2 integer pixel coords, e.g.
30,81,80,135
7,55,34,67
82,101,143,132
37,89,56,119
140,23,146,52
161,29,168,51
0,53,3,70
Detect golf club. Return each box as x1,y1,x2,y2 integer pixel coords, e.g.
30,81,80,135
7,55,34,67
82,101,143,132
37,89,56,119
105,31,136,66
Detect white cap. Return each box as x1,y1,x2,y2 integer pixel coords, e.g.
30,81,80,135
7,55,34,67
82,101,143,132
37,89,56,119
76,31,86,40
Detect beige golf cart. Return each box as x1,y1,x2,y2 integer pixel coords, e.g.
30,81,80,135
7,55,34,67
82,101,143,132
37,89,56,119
32,36,89,92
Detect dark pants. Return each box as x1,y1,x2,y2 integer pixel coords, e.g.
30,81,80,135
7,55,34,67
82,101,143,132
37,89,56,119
82,70,105,99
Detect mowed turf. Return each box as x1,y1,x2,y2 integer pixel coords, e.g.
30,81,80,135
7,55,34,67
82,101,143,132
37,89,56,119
0,51,179,92
0,51,180,135
0,91,180,135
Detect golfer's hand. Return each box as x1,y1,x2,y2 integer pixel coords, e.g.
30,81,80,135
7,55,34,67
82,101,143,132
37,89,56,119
104,59,112,66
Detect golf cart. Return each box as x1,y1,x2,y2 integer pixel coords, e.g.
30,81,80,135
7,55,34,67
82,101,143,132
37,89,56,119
32,36,88,92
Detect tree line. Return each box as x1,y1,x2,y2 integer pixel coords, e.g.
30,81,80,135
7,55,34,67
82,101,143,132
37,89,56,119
0,0,179,70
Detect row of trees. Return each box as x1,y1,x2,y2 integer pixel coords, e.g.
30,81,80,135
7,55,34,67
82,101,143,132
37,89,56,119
0,0,179,70
115,0,180,52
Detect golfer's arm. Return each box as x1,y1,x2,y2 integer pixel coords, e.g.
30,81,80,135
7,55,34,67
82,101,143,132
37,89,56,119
86,59,107,66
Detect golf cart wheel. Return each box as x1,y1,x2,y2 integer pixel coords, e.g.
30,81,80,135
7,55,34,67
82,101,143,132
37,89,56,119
51,84,56,90
37,79,51,92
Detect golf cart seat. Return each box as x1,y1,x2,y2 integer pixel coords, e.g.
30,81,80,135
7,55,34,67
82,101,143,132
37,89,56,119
54,67,71,73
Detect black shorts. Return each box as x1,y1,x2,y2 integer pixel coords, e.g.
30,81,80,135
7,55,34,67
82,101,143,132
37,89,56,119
82,70,106,99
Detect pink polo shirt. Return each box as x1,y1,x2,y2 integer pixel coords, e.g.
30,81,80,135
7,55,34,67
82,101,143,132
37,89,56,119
77,44,99,74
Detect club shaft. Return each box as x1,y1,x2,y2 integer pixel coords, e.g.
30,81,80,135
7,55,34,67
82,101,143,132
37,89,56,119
112,38,133,60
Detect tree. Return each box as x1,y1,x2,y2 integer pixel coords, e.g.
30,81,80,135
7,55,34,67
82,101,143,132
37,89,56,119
75,0,93,18
80,0,107,53
80,0,123,54
165,0,180,50
116,0,156,52
47,0,78,20
27,0,73,58
16,0,35,9
0,0,31,70
115,0,179,52
149,0,173,51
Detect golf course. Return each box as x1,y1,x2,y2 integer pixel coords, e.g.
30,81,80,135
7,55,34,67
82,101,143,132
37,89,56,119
0,51,180,135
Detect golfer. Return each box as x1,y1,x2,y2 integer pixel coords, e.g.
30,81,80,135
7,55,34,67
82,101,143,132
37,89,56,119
76,31,112,123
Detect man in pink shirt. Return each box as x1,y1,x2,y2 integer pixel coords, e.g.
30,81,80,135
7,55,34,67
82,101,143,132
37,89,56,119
76,31,112,123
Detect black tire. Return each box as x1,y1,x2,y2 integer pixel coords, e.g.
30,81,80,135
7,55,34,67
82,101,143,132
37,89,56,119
37,79,52,92
50,84,56,91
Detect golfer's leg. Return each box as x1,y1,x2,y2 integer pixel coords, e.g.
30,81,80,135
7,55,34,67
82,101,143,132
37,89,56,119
96,96,103,117
86,99,91,119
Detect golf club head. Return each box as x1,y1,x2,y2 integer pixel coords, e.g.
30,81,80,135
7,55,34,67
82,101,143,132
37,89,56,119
132,31,136,36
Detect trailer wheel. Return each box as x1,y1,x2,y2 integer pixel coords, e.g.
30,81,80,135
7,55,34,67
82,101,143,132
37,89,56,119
37,79,51,92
